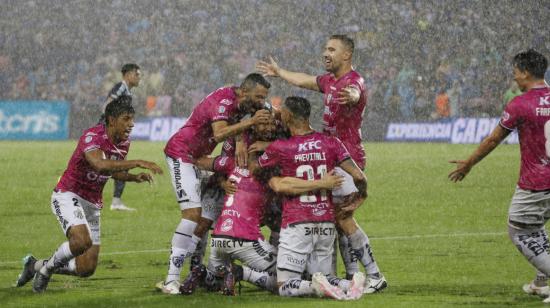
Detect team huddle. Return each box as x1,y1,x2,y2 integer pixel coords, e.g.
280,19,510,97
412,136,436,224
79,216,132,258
13,33,550,302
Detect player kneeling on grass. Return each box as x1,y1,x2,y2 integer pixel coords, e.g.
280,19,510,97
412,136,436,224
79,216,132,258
15,96,163,293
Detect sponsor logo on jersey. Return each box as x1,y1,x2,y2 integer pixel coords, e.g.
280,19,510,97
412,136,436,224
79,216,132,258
220,99,233,106
218,106,226,114
221,218,233,232
85,135,93,143
298,140,322,152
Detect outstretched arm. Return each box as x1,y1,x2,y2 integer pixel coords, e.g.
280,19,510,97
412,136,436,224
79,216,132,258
448,124,511,182
269,171,343,195
85,149,163,175
256,56,319,91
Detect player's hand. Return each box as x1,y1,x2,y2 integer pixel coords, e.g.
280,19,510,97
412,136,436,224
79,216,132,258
335,86,360,105
221,179,238,195
138,160,163,174
340,193,366,212
320,170,344,190
134,172,154,183
256,56,280,77
448,160,472,182
252,109,271,125
248,141,270,153
236,139,248,167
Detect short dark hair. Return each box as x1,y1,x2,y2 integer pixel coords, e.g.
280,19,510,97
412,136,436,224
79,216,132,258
105,95,135,125
283,96,310,120
240,73,271,91
330,34,354,54
513,49,548,79
121,63,140,75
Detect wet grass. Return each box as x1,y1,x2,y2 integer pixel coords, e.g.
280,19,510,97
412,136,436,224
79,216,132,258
0,141,544,307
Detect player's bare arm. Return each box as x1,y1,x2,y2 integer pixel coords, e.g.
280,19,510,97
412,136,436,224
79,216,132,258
112,171,154,183
84,149,163,174
269,170,344,195
448,124,511,182
248,140,272,153
212,109,271,143
256,56,319,91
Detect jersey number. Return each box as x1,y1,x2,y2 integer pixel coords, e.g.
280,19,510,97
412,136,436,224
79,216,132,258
296,164,328,203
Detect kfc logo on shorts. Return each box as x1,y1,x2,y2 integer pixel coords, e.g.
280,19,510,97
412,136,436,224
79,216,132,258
221,218,233,232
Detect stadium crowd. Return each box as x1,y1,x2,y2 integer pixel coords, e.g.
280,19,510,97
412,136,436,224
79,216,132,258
0,0,547,139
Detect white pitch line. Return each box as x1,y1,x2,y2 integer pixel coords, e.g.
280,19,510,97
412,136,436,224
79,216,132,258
0,231,507,266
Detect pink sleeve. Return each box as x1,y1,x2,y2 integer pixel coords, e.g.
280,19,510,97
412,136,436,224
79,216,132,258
500,97,522,130
258,142,281,168
332,137,351,163
82,133,102,153
213,156,236,175
211,99,233,122
316,74,331,93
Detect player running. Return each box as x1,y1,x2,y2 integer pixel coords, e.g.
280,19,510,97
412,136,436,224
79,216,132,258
449,49,550,304
159,73,272,294
256,96,368,300
257,35,386,292
15,96,163,293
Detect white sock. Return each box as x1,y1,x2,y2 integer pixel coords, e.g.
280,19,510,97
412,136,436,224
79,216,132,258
112,197,122,205
278,279,314,297
243,266,277,292
41,242,74,276
348,228,380,277
166,219,198,283
339,233,359,277
54,258,77,275
509,225,550,276
34,259,48,272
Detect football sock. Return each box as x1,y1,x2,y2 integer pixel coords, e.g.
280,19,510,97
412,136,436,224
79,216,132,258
54,258,77,275
278,278,314,297
113,180,125,198
40,242,74,276
243,266,277,292
348,228,381,277
190,232,209,268
339,233,359,277
166,219,198,283
34,259,48,272
535,270,548,287
509,225,550,276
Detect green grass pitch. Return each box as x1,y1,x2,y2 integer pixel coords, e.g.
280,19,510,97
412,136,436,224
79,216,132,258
0,141,543,307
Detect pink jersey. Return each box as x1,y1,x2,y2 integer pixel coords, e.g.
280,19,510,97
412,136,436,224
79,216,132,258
258,132,351,228
317,70,367,169
500,85,550,190
212,156,268,241
56,124,129,208
164,86,243,163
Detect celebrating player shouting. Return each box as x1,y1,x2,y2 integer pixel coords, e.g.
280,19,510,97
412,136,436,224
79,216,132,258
16,96,163,293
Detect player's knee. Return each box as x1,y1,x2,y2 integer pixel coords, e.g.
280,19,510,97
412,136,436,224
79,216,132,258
77,265,96,277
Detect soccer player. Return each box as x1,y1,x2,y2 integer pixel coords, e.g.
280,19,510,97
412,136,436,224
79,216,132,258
257,35,386,292
102,63,142,211
159,73,272,294
256,96,367,300
449,49,550,303
15,96,163,293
